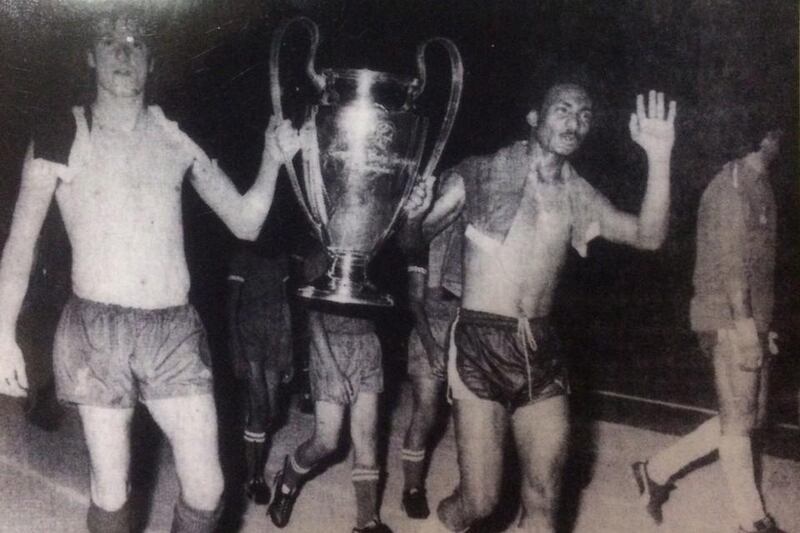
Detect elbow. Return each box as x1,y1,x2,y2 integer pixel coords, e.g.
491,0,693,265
230,218,263,241
233,224,261,242
635,230,665,251
229,203,267,241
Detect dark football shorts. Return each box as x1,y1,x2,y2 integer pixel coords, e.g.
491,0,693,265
237,300,292,371
53,295,213,408
450,308,568,412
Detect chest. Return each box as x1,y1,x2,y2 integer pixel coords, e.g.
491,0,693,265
63,127,188,204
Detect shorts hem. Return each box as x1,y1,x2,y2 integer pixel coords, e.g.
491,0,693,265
141,383,215,403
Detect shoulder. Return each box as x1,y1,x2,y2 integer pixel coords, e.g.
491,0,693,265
32,108,80,164
700,164,737,208
147,106,208,161
565,164,606,204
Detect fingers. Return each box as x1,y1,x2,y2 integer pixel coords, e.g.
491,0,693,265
628,112,638,138
648,90,657,119
666,100,677,124
656,91,664,120
637,90,676,122
636,93,646,124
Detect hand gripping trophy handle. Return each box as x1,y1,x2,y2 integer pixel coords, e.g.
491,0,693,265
270,17,463,306
405,37,464,209
269,17,327,245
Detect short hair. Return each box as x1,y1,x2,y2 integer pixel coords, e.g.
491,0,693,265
721,107,781,161
85,5,159,53
523,62,601,115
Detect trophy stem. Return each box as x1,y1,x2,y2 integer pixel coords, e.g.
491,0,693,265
296,251,394,307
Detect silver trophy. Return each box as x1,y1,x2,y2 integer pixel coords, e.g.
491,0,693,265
270,17,463,306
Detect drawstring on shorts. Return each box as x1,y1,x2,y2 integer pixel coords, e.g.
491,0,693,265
516,316,537,401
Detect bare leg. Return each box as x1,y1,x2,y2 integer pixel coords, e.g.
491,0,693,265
402,375,443,490
437,398,507,531
242,361,279,503
511,395,569,533
246,360,269,434
264,367,281,422
269,401,347,529
295,400,346,467
78,405,134,511
146,394,224,511
351,392,381,528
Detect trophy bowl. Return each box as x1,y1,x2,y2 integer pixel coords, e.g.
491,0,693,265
270,18,462,306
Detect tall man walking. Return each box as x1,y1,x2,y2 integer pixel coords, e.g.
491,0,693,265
632,128,784,533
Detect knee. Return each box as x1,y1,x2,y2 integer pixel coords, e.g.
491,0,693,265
182,465,224,511
467,491,498,519
719,414,754,437
90,473,129,511
91,489,128,513
304,434,339,462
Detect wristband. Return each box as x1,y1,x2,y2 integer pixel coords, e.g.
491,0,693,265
407,266,427,275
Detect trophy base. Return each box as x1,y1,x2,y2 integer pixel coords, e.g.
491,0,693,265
296,275,395,307
296,251,395,307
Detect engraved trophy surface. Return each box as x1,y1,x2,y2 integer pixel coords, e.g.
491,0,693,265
270,17,462,306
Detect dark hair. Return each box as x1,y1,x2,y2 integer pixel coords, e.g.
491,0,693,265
85,5,160,54
523,62,601,115
720,106,780,161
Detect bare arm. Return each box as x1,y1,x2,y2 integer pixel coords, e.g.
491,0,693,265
190,117,299,241
596,91,676,250
0,144,60,396
421,172,465,242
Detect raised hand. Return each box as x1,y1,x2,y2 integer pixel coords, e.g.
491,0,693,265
0,338,29,398
629,90,677,162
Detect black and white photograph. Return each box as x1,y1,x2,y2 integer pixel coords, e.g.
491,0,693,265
0,1,797,532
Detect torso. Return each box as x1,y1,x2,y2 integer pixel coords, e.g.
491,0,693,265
461,168,572,318
55,106,195,309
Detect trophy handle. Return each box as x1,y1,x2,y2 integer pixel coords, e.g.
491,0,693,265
409,38,464,188
269,17,327,243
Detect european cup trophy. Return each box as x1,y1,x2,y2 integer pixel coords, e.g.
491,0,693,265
270,17,463,306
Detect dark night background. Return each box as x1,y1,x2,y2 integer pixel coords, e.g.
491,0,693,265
0,0,798,434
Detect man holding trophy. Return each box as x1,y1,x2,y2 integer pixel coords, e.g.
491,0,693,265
423,80,677,532
267,17,460,532
0,10,299,533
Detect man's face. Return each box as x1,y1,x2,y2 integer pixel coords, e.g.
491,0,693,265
87,16,152,98
529,84,593,157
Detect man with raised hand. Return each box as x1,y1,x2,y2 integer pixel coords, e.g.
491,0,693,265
424,79,676,532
